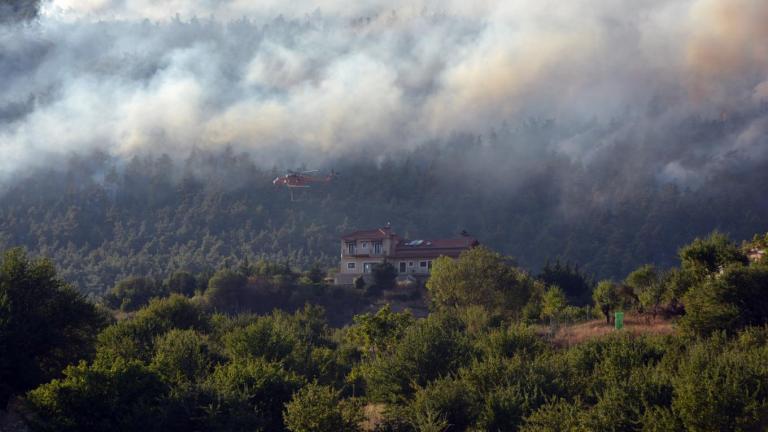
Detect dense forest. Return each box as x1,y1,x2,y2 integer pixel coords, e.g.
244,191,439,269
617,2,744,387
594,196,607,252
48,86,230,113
1,231,767,431
1,116,767,298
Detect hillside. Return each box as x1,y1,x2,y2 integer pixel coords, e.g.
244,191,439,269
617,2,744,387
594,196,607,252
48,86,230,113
1,138,767,296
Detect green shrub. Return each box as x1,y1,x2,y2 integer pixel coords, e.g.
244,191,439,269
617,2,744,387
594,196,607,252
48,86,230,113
283,382,361,432
26,361,168,432
408,377,476,431
672,338,768,431
203,358,303,431
520,398,585,432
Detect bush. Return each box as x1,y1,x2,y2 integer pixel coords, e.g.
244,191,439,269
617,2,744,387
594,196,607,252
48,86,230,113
205,269,248,311
150,329,212,389
167,271,198,297
427,247,535,316
679,263,768,336
372,263,398,291
283,382,361,432
357,314,472,402
26,361,168,432
105,276,166,311
408,377,477,431
95,295,209,365
520,398,585,432
203,358,303,431
541,286,568,321
0,249,106,407
354,276,366,291
672,338,768,431
592,280,619,324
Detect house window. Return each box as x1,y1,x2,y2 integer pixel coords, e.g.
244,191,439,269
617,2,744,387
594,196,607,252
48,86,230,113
373,241,383,254
346,241,356,255
361,241,368,248
347,262,356,270
420,261,427,268
399,262,406,273
363,263,375,273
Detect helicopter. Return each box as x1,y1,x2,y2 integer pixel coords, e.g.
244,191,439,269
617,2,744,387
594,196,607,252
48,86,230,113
272,169,339,201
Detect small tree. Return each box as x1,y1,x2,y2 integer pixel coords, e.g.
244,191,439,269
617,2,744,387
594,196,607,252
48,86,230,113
679,263,768,336
306,264,326,285
205,269,248,311
427,247,533,316
625,265,664,320
537,260,595,306
106,276,166,311
283,382,361,432
347,305,414,358
0,249,106,408
26,361,168,432
541,286,568,321
679,232,747,277
593,280,619,325
167,271,197,297
372,262,397,291
353,276,366,291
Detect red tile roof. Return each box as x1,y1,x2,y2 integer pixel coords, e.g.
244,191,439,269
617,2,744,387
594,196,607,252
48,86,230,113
340,227,479,259
393,236,479,259
341,227,395,241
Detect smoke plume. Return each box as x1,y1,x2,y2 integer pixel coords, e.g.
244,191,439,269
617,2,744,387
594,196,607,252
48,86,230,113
0,0,767,190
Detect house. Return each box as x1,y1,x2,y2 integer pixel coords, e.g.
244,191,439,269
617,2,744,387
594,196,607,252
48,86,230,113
334,225,479,285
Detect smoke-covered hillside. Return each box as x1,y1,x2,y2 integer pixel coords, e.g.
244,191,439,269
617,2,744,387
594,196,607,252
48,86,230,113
1,134,766,295
1,0,767,294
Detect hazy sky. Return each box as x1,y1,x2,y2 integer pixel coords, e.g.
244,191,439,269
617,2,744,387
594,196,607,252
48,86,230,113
0,0,766,184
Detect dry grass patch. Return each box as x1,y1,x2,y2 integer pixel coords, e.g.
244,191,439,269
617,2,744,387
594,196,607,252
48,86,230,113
543,314,675,347
361,403,386,432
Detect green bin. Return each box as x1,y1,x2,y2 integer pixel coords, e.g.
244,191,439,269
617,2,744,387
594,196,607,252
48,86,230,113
614,312,624,330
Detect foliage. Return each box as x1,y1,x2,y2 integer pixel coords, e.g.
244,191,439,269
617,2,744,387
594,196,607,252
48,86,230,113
105,276,166,311
95,294,209,365
203,358,303,431
678,232,748,278
354,313,472,402
10,231,768,431
283,382,362,432
520,398,586,432
25,360,168,432
150,329,212,390
679,263,768,336
372,262,398,291
347,305,414,358
427,246,534,316
0,248,106,408
672,336,768,431
624,265,665,318
541,286,568,321
205,269,248,312
167,271,199,297
538,260,595,306
407,377,476,431
353,276,366,290
592,280,619,324
1,147,767,299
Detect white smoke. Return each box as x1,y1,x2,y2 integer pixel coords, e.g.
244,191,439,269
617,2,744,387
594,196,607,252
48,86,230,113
0,0,766,184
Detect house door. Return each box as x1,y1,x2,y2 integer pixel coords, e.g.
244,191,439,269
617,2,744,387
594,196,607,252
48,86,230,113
399,262,406,273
